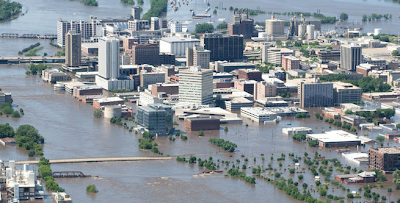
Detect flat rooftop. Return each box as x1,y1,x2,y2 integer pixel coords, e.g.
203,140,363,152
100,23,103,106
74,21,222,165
161,37,200,43
373,147,400,154
94,97,124,103
307,130,361,143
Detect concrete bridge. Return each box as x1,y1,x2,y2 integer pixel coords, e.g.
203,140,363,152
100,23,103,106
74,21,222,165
15,156,174,165
0,33,57,39
0,56,98,64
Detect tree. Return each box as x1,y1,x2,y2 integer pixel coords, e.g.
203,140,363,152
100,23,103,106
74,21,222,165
276,40,282,47
86,184,98,193
224,127,228,132
393,50,400,57
195,23,214,33
376,136,385,142
298,175,304,180
216,22,227,29
340,12,349,21
93,109,102,118
2,106,14,114
12,111,21,118
198,130,204,136
0,123,15,138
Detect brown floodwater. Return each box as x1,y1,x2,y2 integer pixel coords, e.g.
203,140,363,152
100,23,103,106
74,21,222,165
1,65,400,202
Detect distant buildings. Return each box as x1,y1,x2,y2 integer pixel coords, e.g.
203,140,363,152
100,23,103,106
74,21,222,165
298,81,334,108
160,37,200,56
131,43,160,65
137,104,173,136
225,97,253,111
241,107,278,123
5,162,42,201
282,127,313,135
170,21,182,33
340,44,362,71
57,16,103,46
65,31,81,67
201,34,244,61
228,10,254,39
369,147,400,172
128,20,149,31
131,6,141,20
186,45,211,69
179,67,213,105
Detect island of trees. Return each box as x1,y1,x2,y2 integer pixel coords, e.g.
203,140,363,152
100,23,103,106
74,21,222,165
81,0,98,6
142,0,167,20
0,0,22,22
121,0,135,5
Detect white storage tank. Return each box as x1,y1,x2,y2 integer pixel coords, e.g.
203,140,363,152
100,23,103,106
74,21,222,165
306,24,315,40
298,24,306,39
104,106,122,118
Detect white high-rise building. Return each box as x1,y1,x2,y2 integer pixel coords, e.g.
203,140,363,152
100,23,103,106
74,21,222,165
98,36,120,80
151,17,160,30
95,36,135,91
170,21,182,33
57,16,103,47
179,67,213,105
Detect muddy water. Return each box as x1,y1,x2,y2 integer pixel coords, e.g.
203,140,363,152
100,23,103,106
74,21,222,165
1,65,400,202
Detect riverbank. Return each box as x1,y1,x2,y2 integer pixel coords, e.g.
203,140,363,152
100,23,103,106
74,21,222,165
0,0,22,23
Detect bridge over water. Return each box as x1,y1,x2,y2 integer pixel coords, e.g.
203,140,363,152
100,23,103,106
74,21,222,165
15,156,174,165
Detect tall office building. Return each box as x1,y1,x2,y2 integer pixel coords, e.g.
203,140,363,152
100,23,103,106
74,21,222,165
65,32,81,67
96,36,135,90
150,17,160,31
340,44,362,71
186,45,210,68
131,43,160,65
298,81,334,108
98,36,120,80
200,34,243,62
179,67,213,105
131,6,141,20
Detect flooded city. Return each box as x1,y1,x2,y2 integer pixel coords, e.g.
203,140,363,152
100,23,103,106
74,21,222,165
1,0,400,202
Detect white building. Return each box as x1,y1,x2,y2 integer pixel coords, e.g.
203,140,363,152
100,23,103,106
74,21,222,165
179,66,213,105
160,37,200,56
241,107,278,122
170,21,182,33
139,91,163,106
5,162,42,201
261,47,294,65
57,16,103,47
96,36,135,91
282,127,313,135
150,17,160,30
140,70,166,87
42,69,68,83
128,20,149,31
225,97,254,111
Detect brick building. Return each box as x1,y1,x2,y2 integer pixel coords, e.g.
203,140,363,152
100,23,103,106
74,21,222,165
234,80,256,95
237,69,262,81
282,55,300,71
73,85,103,98
151,83,179,96
185,117,220,131
369,147,400,172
